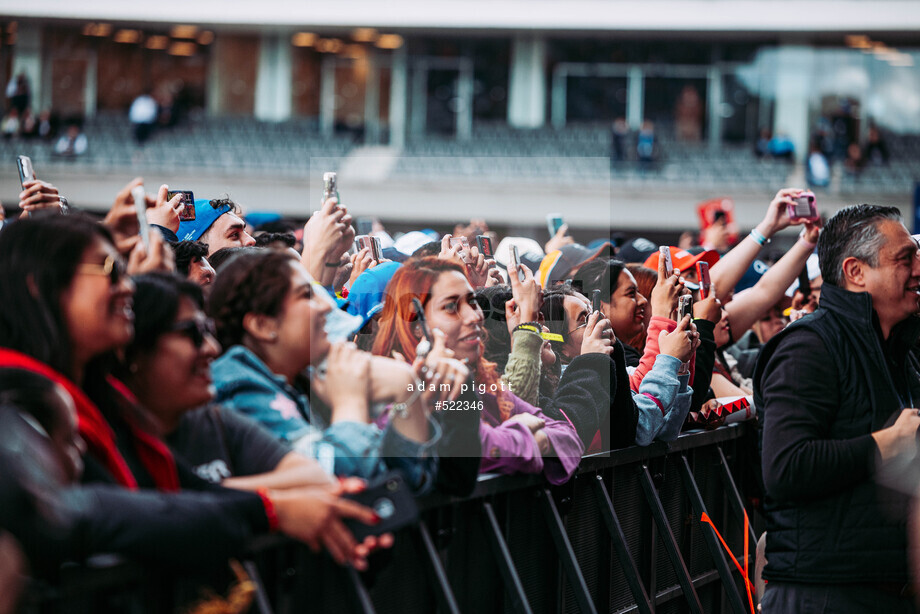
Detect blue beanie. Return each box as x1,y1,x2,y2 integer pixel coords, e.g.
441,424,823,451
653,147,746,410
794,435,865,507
177,199,233,242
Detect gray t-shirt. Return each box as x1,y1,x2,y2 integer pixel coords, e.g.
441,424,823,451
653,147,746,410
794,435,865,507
166,406,291,484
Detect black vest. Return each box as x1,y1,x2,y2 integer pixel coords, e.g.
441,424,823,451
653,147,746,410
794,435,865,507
753,283,920,583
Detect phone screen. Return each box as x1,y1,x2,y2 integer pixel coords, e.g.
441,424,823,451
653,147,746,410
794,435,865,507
696,261,711,299
679,295,693,320
546,214,564,237
660,246,673,275
168,190,196,222
510,245,526,282
477,235,493,258
17,155,35,189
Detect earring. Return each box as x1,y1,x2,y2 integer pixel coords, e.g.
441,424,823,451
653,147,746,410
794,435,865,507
270,332,278,340
128,363,139,374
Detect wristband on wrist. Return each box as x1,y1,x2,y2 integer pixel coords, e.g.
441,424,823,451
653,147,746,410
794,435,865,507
324,261,342,268
256,488,280,532
749,229,770,246
513,322,541,335
798,229,817,248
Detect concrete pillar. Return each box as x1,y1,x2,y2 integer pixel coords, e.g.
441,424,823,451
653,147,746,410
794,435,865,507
409,60,427,136
707,64,723,149
773,45,814,162
550,65,566,128
319,55,336,137
457,59,473,139
388,45,408,148
507,35,546,128
11,22,43,111
364,49,380,144
626,65,644,130
84,49,97,117
254,33,293,122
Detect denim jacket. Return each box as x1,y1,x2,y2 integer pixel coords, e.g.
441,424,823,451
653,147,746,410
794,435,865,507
631,354,692,446
211,346,438,493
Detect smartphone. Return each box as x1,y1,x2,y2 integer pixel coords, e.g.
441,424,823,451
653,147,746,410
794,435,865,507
510,244,526,283
546,213,564,237
322,171,339,206
660,246,673,275
696,261,711,299
788,191,819,222
797,265,810,297
591,289,602,314
168,190,196,222
131,184,151,252
371,236,383,262
449,237,472,264
17,155,35,189
410,297,433,343
342,471,419,540
477,235,493,258
355,235,375,259
678,294,693,321
356,216,374,236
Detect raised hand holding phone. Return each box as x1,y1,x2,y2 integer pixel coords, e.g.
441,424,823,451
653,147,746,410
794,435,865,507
651,249,683,318
131,184,151,252
580,311,615,356
696,261,711,299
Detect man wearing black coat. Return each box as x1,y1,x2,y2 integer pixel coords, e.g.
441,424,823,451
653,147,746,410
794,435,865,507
755,205,920,613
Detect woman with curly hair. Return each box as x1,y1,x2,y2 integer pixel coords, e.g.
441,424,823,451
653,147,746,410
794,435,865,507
372,257,583,485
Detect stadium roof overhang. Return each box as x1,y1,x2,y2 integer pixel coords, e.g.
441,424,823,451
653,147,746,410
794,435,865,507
6,0,920,34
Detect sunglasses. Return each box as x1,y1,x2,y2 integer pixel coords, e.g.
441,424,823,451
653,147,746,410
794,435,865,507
76,254,127,286
169,318,217,348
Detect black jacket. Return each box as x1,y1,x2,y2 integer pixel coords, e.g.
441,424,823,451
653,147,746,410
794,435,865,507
540,343,639,450
754,283,920,584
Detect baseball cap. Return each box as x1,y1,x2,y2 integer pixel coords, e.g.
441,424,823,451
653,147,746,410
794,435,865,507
346,261,402,327
177,199,233,242
617,237,659,263
539,243,615,287
643,246,719,274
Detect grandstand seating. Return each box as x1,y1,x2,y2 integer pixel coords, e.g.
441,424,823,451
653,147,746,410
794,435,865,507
2,113,918,195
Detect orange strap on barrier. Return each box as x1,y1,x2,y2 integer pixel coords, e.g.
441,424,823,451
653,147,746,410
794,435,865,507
700,512,756,614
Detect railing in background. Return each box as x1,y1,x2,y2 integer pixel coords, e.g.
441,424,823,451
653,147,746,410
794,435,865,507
23,424,757,614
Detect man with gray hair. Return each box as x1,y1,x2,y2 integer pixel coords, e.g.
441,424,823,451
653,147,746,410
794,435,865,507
755,204,920,613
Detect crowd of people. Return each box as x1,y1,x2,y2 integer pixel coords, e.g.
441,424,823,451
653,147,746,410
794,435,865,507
1,167,919,614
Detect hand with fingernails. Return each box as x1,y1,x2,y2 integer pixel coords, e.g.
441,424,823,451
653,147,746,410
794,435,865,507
651,250,684,319
580,311,616,356
659,315,697,363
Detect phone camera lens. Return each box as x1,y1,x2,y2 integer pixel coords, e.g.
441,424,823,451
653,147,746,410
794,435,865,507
373,498,396,519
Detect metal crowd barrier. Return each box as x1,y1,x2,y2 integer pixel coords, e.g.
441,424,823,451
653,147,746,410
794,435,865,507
24,423,757,614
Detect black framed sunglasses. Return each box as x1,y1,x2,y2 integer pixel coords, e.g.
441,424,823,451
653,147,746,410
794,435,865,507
76,254,127,286
169,318,217,348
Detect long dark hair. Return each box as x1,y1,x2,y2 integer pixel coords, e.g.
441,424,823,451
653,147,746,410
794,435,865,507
0,214,115,379
475,285,513,373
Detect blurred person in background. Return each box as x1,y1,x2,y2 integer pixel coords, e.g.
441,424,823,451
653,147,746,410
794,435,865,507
129,89,157,145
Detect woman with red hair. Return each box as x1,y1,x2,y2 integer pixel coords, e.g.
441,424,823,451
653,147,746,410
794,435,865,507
372,257,583,484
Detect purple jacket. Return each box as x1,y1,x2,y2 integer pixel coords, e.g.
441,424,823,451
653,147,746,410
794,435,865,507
479,391,584,485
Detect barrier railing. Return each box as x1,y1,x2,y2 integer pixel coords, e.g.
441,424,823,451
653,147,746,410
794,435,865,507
23,423,756,614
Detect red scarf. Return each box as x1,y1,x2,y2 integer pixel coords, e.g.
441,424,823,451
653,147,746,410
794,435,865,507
0,349,179,492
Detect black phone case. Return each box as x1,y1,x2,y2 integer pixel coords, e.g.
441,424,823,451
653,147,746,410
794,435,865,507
343,472,419,540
